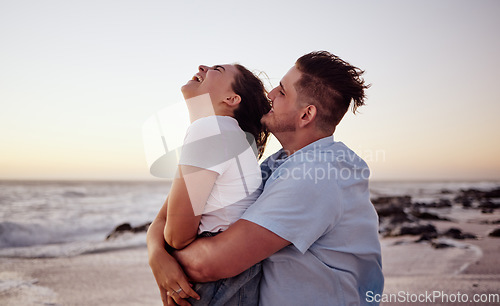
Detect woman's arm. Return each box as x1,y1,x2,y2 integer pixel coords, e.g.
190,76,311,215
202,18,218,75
146,196,201,305
164,165,218,249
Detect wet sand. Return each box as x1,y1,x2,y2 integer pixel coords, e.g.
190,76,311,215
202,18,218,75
381,208,500,305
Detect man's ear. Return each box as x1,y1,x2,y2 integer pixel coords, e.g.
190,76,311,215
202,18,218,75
298,105,317,128
223,94,241,107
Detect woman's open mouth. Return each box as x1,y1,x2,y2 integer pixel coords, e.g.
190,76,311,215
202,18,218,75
191,74,203,82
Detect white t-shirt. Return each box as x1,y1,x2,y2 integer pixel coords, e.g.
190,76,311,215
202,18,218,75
178,116,262,234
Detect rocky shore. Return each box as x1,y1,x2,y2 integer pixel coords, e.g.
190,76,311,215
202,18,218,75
374,187,500,248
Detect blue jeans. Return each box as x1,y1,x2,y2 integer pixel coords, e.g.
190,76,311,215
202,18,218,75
187,261,261,306
186,231,261,305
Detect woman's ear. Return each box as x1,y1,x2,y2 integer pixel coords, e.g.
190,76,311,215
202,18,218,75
298,104,317,128
224,94,241,107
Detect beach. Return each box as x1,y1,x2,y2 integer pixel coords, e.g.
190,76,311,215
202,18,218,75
381,209,500,305
0,247,160,306
1,180,500,305
2,213,499,306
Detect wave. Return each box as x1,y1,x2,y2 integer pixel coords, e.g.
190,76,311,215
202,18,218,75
0,221,147,258
0,220,107,249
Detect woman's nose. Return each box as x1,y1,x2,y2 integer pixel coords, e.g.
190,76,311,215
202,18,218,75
198,65,209,72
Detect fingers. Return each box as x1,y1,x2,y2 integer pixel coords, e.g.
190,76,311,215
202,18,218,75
169,289,191,306
159,286,168,306
178,280,200,300
166,295,176,306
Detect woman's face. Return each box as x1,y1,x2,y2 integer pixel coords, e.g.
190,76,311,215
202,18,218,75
181,64,239,101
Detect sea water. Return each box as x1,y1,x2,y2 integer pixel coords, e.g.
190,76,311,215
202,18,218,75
0,179,499,258
0,180,169,258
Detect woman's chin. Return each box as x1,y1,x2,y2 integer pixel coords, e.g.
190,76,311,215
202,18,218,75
181,84,198,99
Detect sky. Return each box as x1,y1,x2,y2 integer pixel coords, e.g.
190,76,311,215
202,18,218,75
1,0,499,181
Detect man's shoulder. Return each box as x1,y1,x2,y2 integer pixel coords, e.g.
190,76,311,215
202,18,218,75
281,141,368,168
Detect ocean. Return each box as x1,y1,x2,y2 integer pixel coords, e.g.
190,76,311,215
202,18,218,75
0,179,499,258
0,180,168,258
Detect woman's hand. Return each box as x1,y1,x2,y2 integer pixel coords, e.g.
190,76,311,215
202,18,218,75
147,196,200,305
149,246,200,305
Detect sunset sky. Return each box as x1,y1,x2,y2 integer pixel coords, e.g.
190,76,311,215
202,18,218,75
1,0,499,181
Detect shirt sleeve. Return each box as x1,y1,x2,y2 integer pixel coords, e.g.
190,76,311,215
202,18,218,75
178,117,230,175
241,159,344,253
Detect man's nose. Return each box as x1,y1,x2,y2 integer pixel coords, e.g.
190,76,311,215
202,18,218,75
268,87,277,101
198,65,209,72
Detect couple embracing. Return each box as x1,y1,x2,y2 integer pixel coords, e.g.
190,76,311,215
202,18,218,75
147,51,384,306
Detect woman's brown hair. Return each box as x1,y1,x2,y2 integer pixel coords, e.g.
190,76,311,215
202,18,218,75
231,64,271,159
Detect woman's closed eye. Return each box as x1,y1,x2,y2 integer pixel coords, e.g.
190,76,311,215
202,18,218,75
213,65,225,72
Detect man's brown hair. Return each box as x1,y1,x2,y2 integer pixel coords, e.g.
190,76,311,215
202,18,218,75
295,51,370,133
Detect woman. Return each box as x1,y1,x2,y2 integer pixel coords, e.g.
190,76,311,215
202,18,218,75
147,63,271,306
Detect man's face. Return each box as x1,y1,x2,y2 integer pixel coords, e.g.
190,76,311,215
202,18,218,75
261,66,302,134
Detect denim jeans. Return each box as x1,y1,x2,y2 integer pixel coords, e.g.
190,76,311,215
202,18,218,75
186,231,261,306
187,261,261,306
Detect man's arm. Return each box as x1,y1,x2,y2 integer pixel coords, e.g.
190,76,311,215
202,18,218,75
173,219,290,282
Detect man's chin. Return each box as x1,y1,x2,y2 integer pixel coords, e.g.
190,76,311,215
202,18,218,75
260,117,272,130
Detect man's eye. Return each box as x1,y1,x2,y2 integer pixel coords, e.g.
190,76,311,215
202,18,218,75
214,67,221,72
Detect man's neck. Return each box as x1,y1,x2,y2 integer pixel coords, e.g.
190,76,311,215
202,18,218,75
275,130,330,156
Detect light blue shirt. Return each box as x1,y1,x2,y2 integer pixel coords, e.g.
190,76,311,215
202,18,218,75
242,136,384,306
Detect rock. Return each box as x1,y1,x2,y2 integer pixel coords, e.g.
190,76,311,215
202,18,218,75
114,223,132,232
132,223,150,233
434,199,452,208
415,231,439,242
431,242,454,249
375,205,413,224
453,195,472,208
453,187,500,208
443,228,462,238
373,196,415,230
386,223,437,237
442,227,477,240
478,201,500,209
410,209,450,221
375,205,405,217
488,228,500,237
485,188,500,199
388,213,413,224
106,222,151,240
481,208,494,214
372,196,412,207
414,199,452,208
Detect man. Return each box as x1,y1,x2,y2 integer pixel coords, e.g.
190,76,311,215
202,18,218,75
147,51,384,306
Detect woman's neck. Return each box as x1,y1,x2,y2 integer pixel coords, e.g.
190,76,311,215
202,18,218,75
185,93,234,123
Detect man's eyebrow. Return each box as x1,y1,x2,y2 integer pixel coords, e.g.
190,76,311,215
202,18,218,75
214,65,226,71
279,82,286,93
